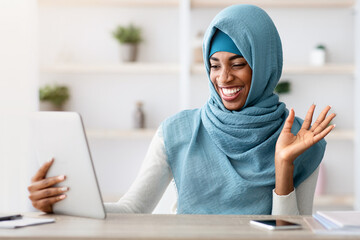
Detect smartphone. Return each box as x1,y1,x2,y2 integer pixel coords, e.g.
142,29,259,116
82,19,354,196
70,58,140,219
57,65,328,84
250,219,302,230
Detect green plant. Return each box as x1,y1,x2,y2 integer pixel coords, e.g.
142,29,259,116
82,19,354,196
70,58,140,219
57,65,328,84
39,85,70,107
112,24,142,44
316,44,326,50
275,81,291,94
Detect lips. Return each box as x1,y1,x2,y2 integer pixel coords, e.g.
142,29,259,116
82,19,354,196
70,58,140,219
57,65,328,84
219,86,244,101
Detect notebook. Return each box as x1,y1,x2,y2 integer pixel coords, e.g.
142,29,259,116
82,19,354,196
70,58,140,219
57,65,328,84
0,217,55,229
305,211,360,235
314,211,360,229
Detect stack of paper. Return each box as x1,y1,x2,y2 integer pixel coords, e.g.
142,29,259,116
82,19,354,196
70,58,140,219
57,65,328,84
0,217,55,229
305,211,360,235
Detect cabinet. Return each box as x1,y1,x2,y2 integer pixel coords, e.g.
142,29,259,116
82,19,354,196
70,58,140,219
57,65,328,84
38,0,356,211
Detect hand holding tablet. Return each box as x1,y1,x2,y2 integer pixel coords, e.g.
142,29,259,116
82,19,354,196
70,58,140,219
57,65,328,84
29,112,106,219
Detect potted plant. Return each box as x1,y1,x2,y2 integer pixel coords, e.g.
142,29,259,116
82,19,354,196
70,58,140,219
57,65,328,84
274,81,291,94
310,44,326,66
112,24,142,62
39,84,70,111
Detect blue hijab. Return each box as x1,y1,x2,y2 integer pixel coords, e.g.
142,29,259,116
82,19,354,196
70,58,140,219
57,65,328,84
162,4,326,214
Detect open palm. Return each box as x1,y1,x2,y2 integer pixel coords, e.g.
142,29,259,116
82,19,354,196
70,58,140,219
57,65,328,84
275,105,336,164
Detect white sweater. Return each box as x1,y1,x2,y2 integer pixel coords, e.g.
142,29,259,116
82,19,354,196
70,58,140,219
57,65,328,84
105,128,319,215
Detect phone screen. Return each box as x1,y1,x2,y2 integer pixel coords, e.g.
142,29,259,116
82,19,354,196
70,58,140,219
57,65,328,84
250,219,302,230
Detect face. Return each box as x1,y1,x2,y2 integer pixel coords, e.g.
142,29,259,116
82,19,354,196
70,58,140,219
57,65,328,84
209,51,252,111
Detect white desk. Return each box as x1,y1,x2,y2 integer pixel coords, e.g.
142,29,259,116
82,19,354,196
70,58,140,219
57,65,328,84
0,213,359,239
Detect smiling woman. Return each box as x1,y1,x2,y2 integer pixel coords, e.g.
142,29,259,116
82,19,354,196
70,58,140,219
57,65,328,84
28,4,336,216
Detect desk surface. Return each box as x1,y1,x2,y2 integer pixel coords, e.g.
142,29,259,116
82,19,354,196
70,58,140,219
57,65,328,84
0,213,359,240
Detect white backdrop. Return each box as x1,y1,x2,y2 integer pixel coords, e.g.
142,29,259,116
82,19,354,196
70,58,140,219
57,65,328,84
0,0,38,212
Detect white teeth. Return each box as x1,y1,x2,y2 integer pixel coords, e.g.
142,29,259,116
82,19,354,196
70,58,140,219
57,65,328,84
222,87,242,96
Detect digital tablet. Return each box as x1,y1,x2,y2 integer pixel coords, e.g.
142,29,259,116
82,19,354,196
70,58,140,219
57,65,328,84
30,112,106,219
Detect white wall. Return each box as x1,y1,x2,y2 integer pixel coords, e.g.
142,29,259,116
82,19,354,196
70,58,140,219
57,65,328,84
0,0,39,212
354,0,360,211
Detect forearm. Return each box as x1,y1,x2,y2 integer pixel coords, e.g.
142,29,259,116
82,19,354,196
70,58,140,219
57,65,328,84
275,158,295,196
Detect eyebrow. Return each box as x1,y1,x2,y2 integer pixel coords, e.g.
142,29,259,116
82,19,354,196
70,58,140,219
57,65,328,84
210,55,244,61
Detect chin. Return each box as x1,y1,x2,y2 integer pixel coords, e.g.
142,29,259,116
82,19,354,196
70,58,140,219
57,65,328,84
223,102,244,111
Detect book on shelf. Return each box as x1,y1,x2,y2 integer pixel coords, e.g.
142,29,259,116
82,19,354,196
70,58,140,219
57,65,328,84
304,211,360,235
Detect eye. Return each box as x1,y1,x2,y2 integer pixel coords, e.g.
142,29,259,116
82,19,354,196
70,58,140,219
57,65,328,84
210,64,220,70
232,63,246,68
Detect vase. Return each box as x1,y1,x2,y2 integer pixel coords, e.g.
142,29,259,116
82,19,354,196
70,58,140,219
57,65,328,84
310,48,326,66
39,101,64,111
120,43,138,62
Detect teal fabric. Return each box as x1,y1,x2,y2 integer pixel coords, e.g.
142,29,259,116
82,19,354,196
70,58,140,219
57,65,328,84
162,4,326,215
209,29,242,57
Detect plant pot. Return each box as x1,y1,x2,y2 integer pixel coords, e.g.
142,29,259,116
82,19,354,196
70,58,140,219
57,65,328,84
39,101,64,111
310,48,326,66
120,43,138,62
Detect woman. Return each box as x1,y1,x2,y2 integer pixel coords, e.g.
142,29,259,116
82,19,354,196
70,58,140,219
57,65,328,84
28,4,335,215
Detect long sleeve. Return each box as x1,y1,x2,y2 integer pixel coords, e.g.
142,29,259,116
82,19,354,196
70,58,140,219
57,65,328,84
271,166,319,215
104,128,173,213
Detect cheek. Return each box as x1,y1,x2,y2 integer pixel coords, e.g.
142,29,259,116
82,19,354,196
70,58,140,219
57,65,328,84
209,73,218,89
244,69,253,90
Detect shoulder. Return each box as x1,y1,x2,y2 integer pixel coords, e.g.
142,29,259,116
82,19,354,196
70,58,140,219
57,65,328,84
161,108,201,149
163,109,201,123
162,108,201,130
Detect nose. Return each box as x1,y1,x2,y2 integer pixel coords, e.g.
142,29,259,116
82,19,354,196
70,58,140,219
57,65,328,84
217,66,234,83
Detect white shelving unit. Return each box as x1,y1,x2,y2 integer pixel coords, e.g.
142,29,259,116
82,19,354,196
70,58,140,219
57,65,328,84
85,128,353,141
314,195,354,209
38,0,179,7
86,128,156,139
41,63,355,75
38,0,355,8
191,0,355,8
41,63,179,74
192,64,355,75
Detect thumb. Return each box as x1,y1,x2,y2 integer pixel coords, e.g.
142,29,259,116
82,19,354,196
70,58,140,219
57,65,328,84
282,108,295,133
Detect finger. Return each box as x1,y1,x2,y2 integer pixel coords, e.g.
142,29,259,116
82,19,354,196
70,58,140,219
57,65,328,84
28,186,69,201
282,108,295,133
31,158,54,182
310,105,332,131
301,104,316,130
313,113,336,136
313,124,336,143
28,175,66,192
32,195,67,213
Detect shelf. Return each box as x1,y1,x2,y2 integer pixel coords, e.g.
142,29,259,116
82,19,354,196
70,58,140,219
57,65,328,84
86,128,157,139
325,129,354,141
38,0,355,8
192,0,355,8
283,64,355,75
192,64,355,75
314,194,354,207
40,63,179,74
38,0,179,7
85,128,353,140
42,63,354,75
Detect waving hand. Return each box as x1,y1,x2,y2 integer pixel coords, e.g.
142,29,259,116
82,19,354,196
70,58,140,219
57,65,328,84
275,104,336,165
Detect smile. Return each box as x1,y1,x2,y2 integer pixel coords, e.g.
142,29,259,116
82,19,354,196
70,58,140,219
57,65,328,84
219,87,244,101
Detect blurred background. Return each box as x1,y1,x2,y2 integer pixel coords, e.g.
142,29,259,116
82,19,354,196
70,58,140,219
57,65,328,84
0,0,359,214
